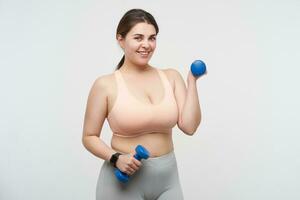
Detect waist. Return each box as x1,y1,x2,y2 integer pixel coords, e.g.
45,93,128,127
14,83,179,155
112,129,171,138
140,150,176,166
111,131,173,157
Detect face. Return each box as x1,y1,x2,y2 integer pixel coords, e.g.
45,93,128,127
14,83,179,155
118,22,157,67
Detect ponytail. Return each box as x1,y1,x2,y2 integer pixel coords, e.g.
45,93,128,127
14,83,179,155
115,55,125,70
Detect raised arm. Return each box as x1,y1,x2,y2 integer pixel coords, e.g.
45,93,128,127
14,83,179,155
169,68,202,135
82,77,116,161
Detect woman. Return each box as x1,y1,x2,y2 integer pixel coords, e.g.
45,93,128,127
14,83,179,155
82,8,204,200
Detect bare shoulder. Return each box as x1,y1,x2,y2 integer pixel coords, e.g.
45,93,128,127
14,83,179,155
91,72,116,96
94,72,115,86
161,68,183,83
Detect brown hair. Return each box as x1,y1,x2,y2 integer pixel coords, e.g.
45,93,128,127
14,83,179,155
115,9,159,70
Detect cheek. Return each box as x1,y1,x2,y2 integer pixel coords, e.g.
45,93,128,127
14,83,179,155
151,41,156,49
126,43,139,52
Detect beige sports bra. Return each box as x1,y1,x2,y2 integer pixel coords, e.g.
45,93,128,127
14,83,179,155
107,68,179,138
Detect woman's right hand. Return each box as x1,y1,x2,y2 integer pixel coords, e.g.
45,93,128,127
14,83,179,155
115,154,142,175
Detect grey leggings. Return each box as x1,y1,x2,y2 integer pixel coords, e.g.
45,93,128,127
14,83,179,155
96,151,184,200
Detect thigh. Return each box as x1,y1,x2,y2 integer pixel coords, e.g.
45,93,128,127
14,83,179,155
156,183,184,200
96,161,144,200
152,156,184,200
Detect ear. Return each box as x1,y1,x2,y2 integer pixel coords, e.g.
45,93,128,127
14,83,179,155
116,34,125,49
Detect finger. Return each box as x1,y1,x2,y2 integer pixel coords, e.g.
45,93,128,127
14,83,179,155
132,159,142,167
126,164,135,172
129,162,139,171
127,168,135,175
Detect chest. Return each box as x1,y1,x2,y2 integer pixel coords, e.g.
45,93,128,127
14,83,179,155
108,71,175,112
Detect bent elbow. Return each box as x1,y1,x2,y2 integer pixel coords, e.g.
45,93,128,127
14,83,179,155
82,135,92,148
184,128,197,136
82,136,87,148
178,125,197,136
178,120,201,136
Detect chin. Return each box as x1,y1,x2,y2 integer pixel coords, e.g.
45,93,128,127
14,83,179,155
134,59,150,66
138,62,150,67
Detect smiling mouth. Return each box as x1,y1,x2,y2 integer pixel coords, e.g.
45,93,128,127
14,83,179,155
137,51,151,56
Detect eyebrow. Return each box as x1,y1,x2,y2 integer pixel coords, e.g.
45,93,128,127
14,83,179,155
132,34,157,37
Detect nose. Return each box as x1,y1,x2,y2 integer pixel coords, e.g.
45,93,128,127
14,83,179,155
141,40,150,49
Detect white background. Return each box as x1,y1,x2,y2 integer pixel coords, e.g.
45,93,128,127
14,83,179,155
1,0,299,199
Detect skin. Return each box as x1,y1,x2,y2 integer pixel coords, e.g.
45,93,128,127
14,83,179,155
82,22,206,175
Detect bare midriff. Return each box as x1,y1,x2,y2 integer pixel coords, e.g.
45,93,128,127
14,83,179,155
111,131,174,157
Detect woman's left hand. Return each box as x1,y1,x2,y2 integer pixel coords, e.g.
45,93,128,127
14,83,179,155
187,70,207,83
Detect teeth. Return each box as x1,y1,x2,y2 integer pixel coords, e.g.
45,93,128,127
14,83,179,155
137,51,150,55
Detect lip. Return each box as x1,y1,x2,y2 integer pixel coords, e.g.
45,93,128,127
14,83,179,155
137,51,151,53
136,51,151,57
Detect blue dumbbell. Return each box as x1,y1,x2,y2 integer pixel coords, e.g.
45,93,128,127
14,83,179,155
114,145,150,183
191,60,206,77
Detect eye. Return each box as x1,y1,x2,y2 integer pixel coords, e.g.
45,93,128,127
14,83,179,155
134,37,142,41
150,37,156,41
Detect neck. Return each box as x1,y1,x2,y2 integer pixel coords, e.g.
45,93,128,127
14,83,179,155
120,59,152,74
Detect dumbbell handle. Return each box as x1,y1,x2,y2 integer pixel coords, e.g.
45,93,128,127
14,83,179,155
134,154,143,161
114,145,149,183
